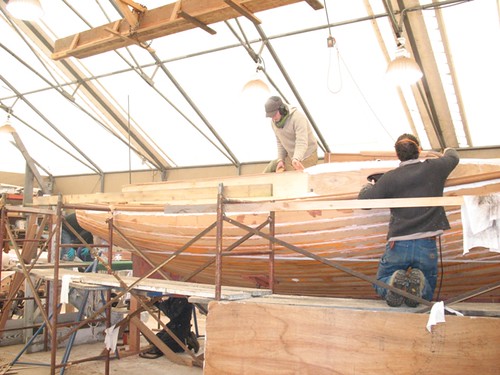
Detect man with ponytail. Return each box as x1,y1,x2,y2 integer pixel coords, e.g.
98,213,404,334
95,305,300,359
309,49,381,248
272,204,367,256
358,133,459,307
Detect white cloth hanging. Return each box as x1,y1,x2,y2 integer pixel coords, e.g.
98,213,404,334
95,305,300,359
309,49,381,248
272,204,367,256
426,301,446,332
104,324,120,352
461,193,500,254
426,301,463,332
60,274,81,304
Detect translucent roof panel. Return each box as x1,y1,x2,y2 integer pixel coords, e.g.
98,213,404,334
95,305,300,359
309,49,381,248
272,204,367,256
0,0,498,177
438,0,500,147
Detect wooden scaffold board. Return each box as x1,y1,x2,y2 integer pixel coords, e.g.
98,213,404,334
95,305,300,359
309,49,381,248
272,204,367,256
28,268,271,301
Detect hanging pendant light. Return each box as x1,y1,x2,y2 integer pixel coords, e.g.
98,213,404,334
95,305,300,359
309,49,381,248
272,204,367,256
242,41,270,95
0,124,16,134
242,76,270,93
0,111,16,134
242,63,270,97
386,37,423,86
6,0,43,21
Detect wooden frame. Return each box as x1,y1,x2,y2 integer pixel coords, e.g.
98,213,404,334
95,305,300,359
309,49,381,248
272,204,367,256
52,0,323,60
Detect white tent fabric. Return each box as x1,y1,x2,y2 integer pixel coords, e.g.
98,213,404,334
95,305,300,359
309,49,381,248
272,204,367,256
0,0,498,177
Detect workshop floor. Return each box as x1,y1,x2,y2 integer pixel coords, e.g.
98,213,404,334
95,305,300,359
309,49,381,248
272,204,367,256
0,340,204,375
0,313,205,374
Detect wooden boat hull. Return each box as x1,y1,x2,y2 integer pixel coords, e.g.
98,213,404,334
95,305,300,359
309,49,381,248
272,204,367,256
76,159,500,302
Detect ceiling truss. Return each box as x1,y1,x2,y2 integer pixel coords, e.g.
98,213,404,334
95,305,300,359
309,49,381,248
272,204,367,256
0,0,497,180
52,0,323,60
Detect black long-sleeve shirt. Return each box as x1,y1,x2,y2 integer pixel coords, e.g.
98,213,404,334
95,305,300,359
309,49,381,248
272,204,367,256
358,149,459,240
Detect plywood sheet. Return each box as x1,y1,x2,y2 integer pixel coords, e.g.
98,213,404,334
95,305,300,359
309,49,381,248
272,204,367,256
204,301,500,374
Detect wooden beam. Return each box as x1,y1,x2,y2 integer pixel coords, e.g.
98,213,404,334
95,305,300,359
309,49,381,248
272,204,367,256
303,0,324,10
52,0,322,60
402,0,458,149
170,0,182,21
4,205,54,215
225,196,465,212
121,170,308,197
29,268,271,300
114,0,141,28
116,0,147,13
10,132,49,194
164,196,465,214
105,27,156,53
69,33,80,51
224,0,261,24
177,10,217,35
130,317,192,366
32,183,273,206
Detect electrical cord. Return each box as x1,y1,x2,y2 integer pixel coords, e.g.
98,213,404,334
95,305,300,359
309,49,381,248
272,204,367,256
337,53,394,143
327,46,342,94
435,235,444,301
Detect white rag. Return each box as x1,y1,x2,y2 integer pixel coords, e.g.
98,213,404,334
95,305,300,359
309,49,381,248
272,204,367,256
426,301,464,332
104,324,120,352
461,193,500,254
60,274,81,304
426,301,446,332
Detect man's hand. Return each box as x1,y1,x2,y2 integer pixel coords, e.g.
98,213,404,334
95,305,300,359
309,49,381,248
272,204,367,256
276,160,285,173
291,158,304,171
421,150,443,158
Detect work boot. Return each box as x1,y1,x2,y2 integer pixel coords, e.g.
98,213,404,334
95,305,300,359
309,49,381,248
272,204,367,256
385,269,407,307
186,331,200,353
405,268,425,307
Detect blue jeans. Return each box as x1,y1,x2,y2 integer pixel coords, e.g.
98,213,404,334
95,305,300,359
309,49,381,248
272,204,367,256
61,229,73,245
374,238,438,301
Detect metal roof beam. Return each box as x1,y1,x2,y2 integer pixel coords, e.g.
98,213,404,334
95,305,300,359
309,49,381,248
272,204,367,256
256,24,331,154
14,20,173,172
150,53,241,167
398,0,459,149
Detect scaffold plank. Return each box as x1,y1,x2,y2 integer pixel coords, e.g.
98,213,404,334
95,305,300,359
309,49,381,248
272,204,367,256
27,268,271,301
